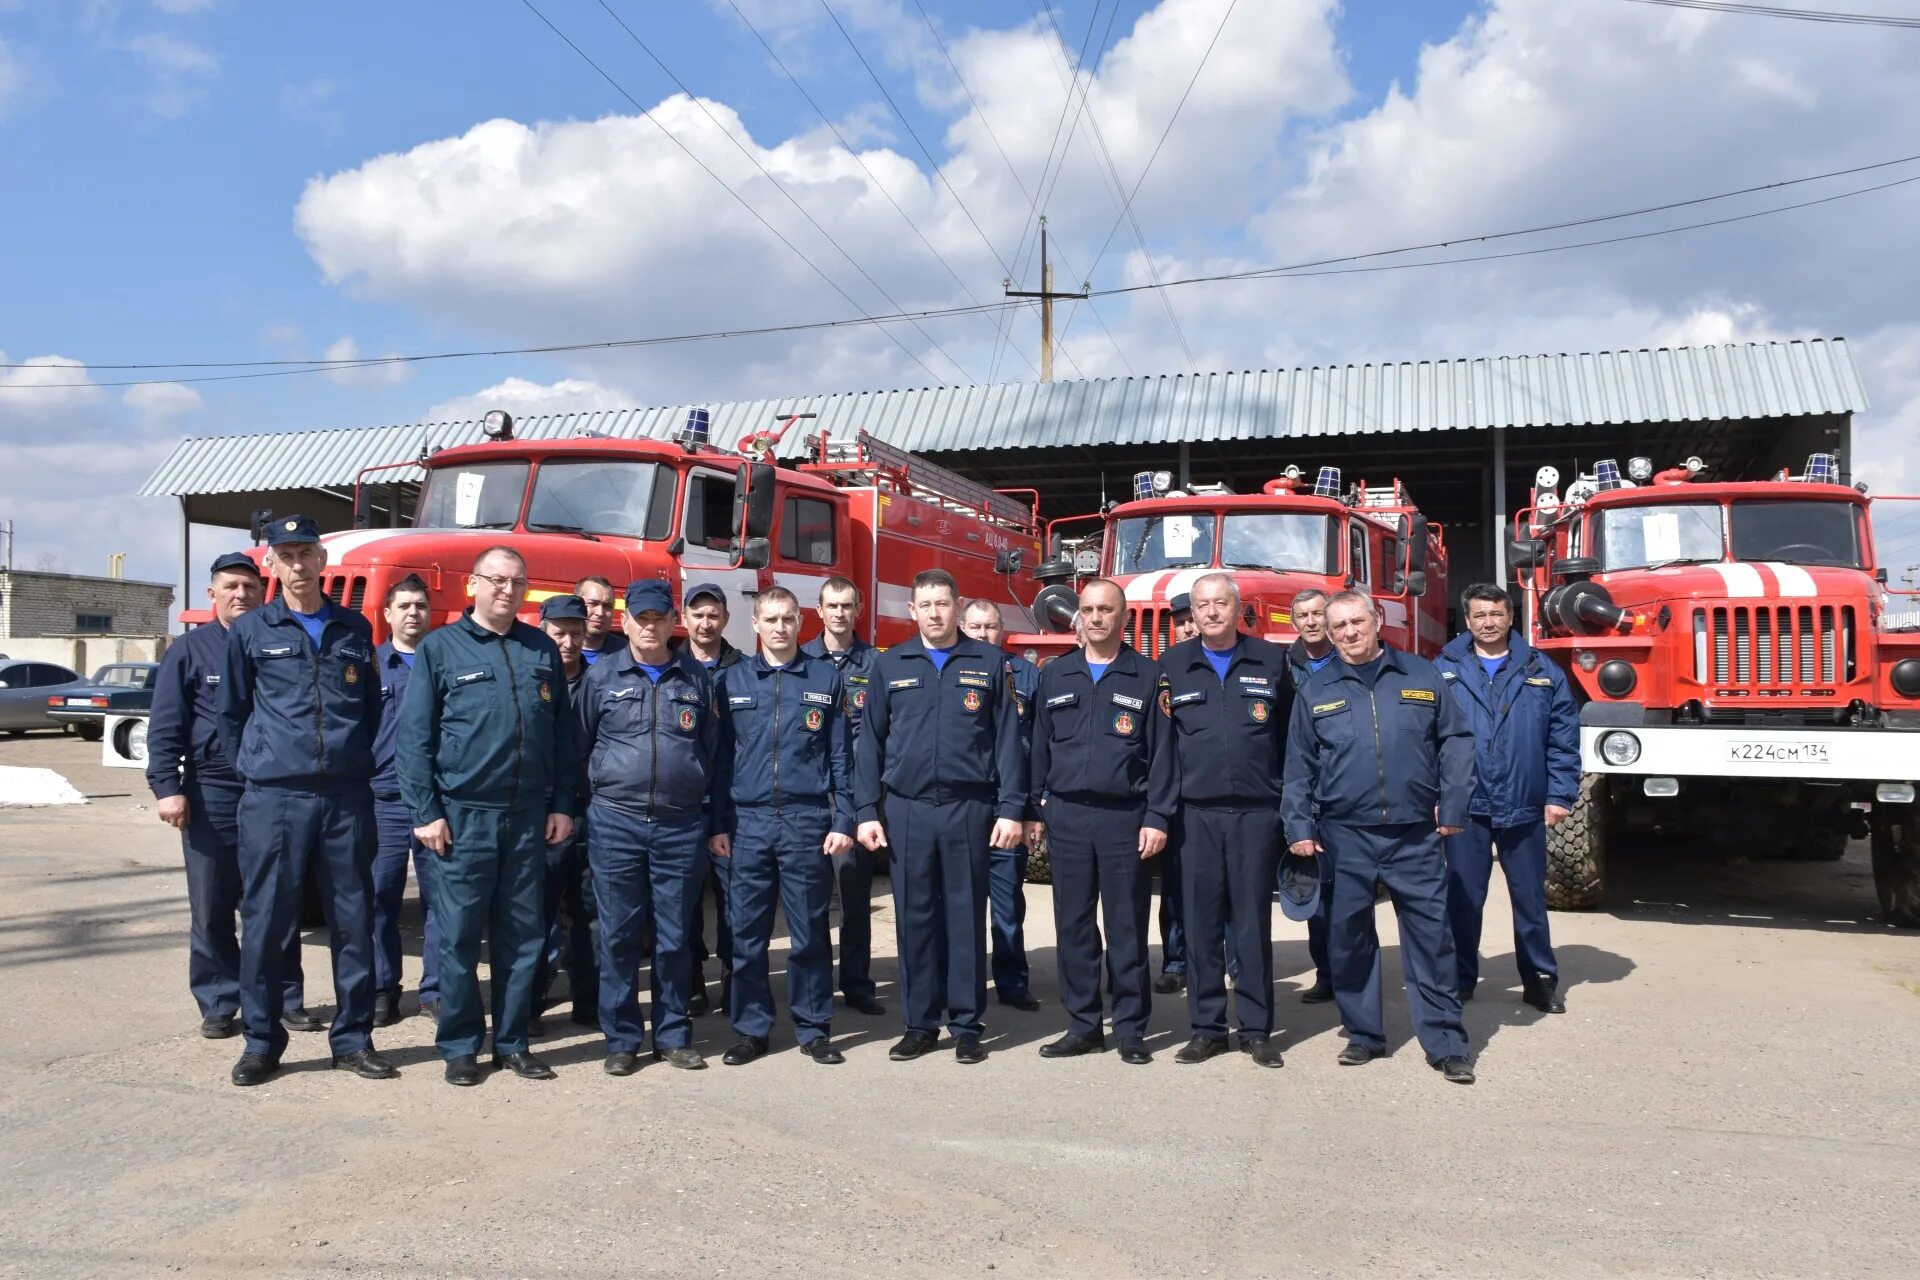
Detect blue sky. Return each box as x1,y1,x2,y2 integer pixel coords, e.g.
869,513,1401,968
5,0,1920,586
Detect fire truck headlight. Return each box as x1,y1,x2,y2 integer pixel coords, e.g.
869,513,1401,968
1892,659,1920,698
1878,783,1916,804
1598,731,1641,766
1627,457,1653,482
1151,471,1174,493
1535,465,1560,491
1597,660,1636,697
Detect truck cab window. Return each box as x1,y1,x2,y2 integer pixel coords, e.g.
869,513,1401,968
1729,500,1863,568
525,460,660,539
1348,522,1370,586
683,470,738,552
779,496,837,566
415,461,529,529
1594,503,1722,570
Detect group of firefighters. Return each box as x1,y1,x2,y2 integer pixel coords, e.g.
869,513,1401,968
147,512,1581,1087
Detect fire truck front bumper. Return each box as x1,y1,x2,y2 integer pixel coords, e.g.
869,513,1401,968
1580,721,1920,782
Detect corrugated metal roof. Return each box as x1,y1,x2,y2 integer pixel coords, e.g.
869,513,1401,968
140,338,1867,498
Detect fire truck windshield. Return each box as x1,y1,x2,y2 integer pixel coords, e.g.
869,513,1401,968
1593,502,1722,571
525,461,664,540
1729,500,1863,568
416,461,529,530
1220,513,1339,573
1112,513,1216,573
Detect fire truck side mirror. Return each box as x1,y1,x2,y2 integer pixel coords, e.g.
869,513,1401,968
994,548,1023,575
248,507,275,546
1406,515,1431,572
1404,570,1428,597
352,487,372,530
1509,538,1547,570
739,536,771,570
734,462,777,542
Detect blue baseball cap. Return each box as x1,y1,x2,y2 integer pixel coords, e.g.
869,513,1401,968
1277,853,1322,923
625,579,673,616
209,551,260,578
264,514,321,546
539,595,588,623
684,581,727,609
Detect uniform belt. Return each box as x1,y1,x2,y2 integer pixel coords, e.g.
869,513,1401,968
886,783,993,806
1183,798,1282,813
1045,791,1143,810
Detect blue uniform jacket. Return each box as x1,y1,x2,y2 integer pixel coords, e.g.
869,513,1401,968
854,635,1026,824
146,620,239,799
216,597,380,792
1157,634,1294,808
395,612,580,823
801,635,877,750
574,645,719,820
1433,630,1580,827
1029,645,1174,831
371,641,415,800
1281,645,1477,842
713,652,852,837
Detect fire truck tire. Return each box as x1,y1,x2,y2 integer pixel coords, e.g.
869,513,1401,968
1024,830,1052,885
1871,813,1920,928
1545,774,1609,911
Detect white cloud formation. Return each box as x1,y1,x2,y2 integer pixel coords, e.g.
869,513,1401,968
424,376,638,424
321,335,411,387
122,379,204,421
0,353,106,419
121,31,217,118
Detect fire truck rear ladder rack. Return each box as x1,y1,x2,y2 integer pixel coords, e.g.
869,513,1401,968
812,429,1034,530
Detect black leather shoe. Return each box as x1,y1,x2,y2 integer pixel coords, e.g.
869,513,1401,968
1038,1030,1104,1058
844,993,886,1016
230,1053,278,1087
445,1055,483,1086
490,1051,555,1080
603,1051,641,1077
1435,1056,1476,1084
802,1038,845,1064
1118,1040,1152,1065
419,999,439,1024
1338,1041,1378,1066
1299,982,1334,1004
1174,1035,1229,1064
282,1006,325,1033
1523,985,1567,1014
1242,1036,1284,1068
333,1049,397,1079
658,1046,707,1070
722,1037,769,1066
1000,993,1042,1012
1152,971,1186,994
954,1035,987,1064
372,992,400,1028
889,1030,938,1061
688,990,712,1017
200,1013,238,1039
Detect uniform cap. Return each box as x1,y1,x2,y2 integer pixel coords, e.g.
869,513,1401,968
1169,592,1192,614
684,581,727,609
626,579,673,616
1277,853,1322,922
539,594,588,623
264,514,321,546
209,551,261,578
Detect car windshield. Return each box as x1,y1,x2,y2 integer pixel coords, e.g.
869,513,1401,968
1111,512,1217,573
1594,502,1723,570
92,666,150,686
525,461,661,540
1220,513,1337,573
1729,500,1864,568
415,461,530,529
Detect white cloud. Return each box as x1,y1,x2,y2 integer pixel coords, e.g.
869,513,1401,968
0,353,106,419
121,380,203,421
424,376,638,424
121,31,217,117
321,335,410,387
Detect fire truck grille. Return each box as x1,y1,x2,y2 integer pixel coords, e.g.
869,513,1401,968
1129,605,1172,658
323,574,369,612
1696,605,1855,691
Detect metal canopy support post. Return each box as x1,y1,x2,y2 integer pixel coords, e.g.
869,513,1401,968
1492,427,1508,584
178,499,191,634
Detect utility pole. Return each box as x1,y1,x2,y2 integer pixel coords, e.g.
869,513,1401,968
1005,216,1088,383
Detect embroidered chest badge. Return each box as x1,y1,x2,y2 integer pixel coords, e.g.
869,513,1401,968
1113,710,1136,735
1248,698,1269,723
804,707,824,731
962,688,982,712
678,706,697,731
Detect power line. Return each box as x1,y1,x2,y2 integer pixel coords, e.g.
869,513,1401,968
1616,0,1920,27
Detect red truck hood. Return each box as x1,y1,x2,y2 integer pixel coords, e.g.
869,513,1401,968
1601,561,1875,606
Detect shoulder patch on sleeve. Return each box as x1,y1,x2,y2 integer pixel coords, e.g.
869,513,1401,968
1400,688,1436,702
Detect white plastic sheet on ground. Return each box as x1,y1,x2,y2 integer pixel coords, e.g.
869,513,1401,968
0,766,88,807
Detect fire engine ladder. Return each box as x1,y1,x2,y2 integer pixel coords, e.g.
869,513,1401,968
1356,479,1412,509
815,429,1034,530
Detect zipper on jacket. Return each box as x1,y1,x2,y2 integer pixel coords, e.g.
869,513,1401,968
503,640,524,811
1367,688,1388,823
770,666,782,811
647,677,659,818
309,619,327,775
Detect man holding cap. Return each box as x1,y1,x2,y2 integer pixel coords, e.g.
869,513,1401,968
679,580,744,1017
577,579,722,1074
217,515,390,1087
532,594,598,1031
147,551,314,1039
370,574,439,1026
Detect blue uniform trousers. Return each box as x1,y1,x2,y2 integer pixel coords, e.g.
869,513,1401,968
690,863,733,982
1305,844,1338,989
1047,798,1153,1042
831,843,879,1002
1157,833,1186,977
535,829,598,1019
235,786,375,1059
182,777,304,1021
1445,816,1557,996
371,796,440,1002
1179,805,1280,1039
421,803,547,1060
888,793,991,1039
1323,821,1467,1063
989,848,1032,1001
728,805,834,1045
588,800,709,1053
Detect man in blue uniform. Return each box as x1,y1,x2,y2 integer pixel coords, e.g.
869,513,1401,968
370,574,438,1027
575,576,624,663
856,569,1025,1064
1435,584,1578,1014
577,579,721,1074
802,576,885,1017
216,515,391,1087
680,580,745,1018
1027,580,1173,1064
1283,589,1478,1083
397,547,578,1086
1157,572,1292,1068
1282,587,1343,1005
961,598,1042,1013
531,594,598,1034
1153,591,1199,995
148,552,314,1038
713,586,853,1065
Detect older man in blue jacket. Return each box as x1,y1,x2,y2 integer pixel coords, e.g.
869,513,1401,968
1434,584,1579,1014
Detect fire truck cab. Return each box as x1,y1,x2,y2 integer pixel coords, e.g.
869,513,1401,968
1509,453,1920,924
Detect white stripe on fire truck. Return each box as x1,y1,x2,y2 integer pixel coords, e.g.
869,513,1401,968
874,581,914,620
1124,571,1169,602
1706,562,1766,598
1761,562,1818,597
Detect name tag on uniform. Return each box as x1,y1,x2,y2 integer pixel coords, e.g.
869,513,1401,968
956,672,992,688
728,695,755,707
846,674,868,686
455,670,492,685
1238,676,1273,691
1526,676,1553,687
889,677,921,690
1312,700,1347,715
1046,692,1077,708
801,690,833,706
1111,693,1144,710
670,690,702,704
1171,690,1203,707
1400,689,1435,703
611,686,641,700
1440,671,1458,680
260,645,296,658
202,674,221,686
339,646,371,662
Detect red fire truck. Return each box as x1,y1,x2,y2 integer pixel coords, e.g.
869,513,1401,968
1009,465,1450,661
211,410,1041,648
1508,454,1920,924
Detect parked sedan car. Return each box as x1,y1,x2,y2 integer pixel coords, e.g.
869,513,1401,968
0,660,86,734
45,662,159,742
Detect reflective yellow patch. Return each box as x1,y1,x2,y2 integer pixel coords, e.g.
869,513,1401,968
1401,689,1436,702
1311,699,1346,714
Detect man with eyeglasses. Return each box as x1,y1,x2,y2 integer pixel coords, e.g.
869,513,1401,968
397,548,579,1086
370,574,440,1026
574,576,624,664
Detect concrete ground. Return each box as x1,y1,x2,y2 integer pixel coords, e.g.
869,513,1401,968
2,732,1917,1280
